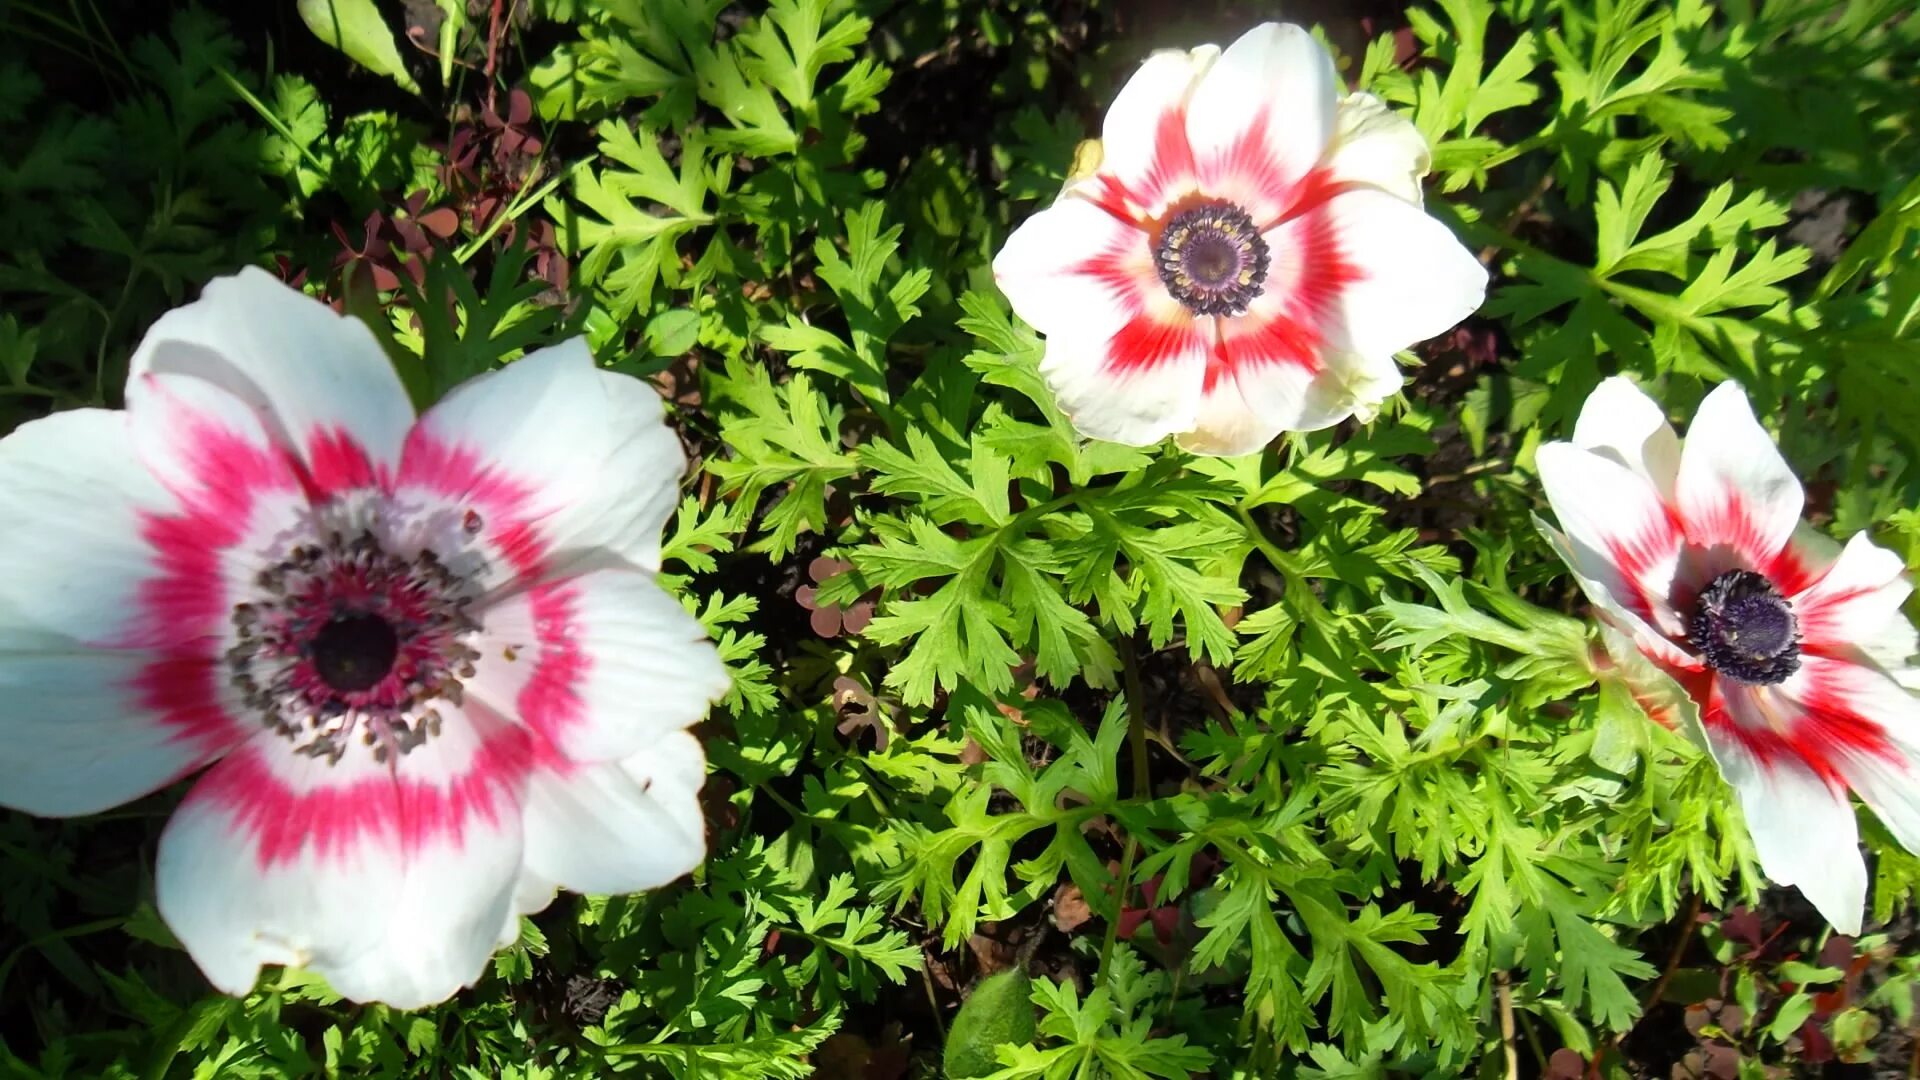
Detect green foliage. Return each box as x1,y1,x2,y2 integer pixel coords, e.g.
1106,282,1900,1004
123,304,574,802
6,0,1920,1076
944,970,1037,1078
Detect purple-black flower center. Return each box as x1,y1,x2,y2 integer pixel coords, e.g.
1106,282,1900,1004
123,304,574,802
1687,569,1801,685
228,528,482,764
310,611,401,693
1154,202,1269,317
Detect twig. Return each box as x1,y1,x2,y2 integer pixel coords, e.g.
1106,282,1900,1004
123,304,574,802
1097,634,1151,989
1595,890,1703,1075
483,0,505,114
1478,166,1556,265
1639,891,1704,1017
921,951,948,1041
1497,970,1520,1080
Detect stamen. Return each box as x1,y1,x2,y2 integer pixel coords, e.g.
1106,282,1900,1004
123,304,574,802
226,524,483,764
1153,201,1271,317
1688,569,1801,685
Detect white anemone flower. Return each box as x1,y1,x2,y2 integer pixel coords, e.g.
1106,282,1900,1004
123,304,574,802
992,22,1488,456
0,268,728,1008
1538,376,1920,934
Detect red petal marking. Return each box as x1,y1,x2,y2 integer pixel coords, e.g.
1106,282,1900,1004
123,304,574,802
1200,105,1335,230
303,426,386,501
130,654,244,754
191,725,535,869
398,431,546,578
1600,503,1685,627
1105,311,1207,375
1134,106,1197,216
1084,175,1137,223
1208,184,1361,392
1072,236,1155,319
1700,667,1897,790
1769,541,1825,603
515,581,592,754
1797,586,1883,659
1683,489,1784,567
133,420,298,649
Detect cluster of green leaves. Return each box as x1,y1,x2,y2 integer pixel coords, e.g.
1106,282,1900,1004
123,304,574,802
5,0,1920,1077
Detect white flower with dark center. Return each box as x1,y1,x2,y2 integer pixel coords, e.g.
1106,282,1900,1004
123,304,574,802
1538,376,1920,934
992,22,1489,456
0,268,728,1008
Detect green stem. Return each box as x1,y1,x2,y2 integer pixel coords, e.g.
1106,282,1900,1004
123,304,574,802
1097,635,1151,989
453,157,591,263
214,66,332,180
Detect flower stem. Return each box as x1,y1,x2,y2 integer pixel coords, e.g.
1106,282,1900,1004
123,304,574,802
1097,634,1151,987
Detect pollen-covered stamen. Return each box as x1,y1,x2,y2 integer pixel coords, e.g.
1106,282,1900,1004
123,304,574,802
227,528,483,764
1153,201,1271,317
1688,569,1802,686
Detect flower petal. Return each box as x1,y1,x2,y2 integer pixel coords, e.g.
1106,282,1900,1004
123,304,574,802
0,652,240,815
0,409,178,645
128,267,414,500
993,196,1148,343
1041,315,1208,447
1185,23,1339,226
1314,187,1489,362
1792,532,1916,664
1176,356,1319,456
1324,92,1431,205
1091,46,1214,221
1176,195,1413,452
1702,692,1867,935
1782,656,1920,855
519,730,707,898
469,569,727,764
1537,518,1700,673
397,340,685,588
156,716,531,1008
1571,376,1681,501
1536,442,1687,637
124,371,305,537
1673,381,1804,572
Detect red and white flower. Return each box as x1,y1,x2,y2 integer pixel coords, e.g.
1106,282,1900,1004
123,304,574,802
1538,377,1920,933
992,22,1488,456
0,269,728,1007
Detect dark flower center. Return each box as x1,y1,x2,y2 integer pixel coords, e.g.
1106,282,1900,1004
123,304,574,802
1687,569,1801,685
310,612,402,693
1153,202,1270,317
228,528,483,764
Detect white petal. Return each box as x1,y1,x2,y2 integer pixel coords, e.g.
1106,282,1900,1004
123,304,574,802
520,730,708,896
1185,23,1339,225
469,569,727,764
1706,682,1867,934
1674,382,1803,570
1040,319,1208,447
156,715,530,1008
1096,46,1214,220
128,267,414,498
124,371,304,520
1538,518,1700,672
1176,362,1317,456
1791,532,1915,662
1779,655,1920,856
993,197,1148,342
397,339,685,588
1571,376,1681,502
1535,442,1687,637
1324,92,1431,205
1318,187,1488,362
0,409,180,645
0,653,240,815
